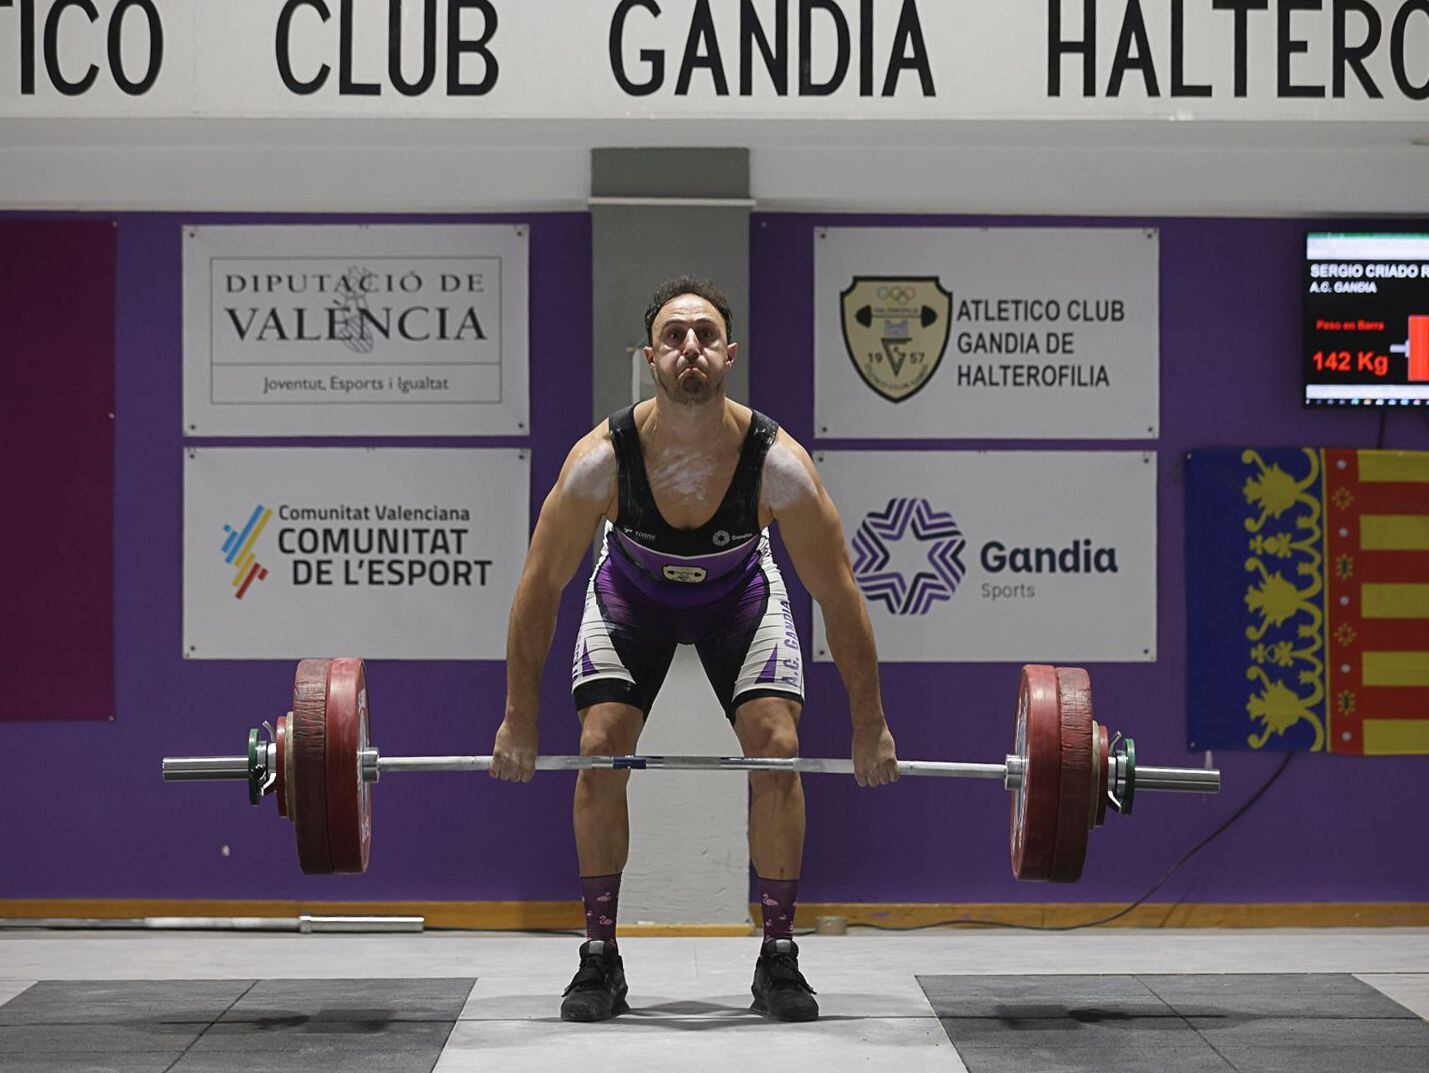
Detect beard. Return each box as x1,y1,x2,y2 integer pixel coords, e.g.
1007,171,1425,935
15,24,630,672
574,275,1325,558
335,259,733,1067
655,363,719,407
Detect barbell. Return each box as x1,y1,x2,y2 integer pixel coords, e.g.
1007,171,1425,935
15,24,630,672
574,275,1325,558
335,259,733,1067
162,658,1219,882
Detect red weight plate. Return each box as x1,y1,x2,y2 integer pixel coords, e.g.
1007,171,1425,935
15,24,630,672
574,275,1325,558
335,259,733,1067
1049,667,1094,883
324,657,372,874
1010,664,1062,881
1094,723,1110,827
274,713,289,819
292,659,334,874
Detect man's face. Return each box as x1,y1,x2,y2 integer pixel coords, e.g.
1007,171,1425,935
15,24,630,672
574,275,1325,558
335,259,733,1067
644,294,738,407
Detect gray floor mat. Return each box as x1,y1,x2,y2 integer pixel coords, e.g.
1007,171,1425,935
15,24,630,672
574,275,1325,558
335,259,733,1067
919,974,1429,1073
0,979,475,1073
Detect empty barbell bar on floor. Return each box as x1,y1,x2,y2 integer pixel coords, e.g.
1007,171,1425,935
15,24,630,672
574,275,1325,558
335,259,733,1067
161,659,1220,883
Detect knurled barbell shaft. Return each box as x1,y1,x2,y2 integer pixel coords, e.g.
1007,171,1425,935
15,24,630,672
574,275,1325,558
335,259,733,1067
378,755,1009,778
161,752,1221,793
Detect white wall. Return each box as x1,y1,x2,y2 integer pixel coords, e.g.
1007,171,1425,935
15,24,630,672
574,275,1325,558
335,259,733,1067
2,118,1426,216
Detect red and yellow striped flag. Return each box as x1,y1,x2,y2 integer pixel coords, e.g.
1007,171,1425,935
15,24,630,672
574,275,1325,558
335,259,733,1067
1187,448,1429,754
1324,450,1429,755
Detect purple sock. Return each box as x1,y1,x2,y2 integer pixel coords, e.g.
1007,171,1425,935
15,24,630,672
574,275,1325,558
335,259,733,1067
580,872,621,947
758,875,799,942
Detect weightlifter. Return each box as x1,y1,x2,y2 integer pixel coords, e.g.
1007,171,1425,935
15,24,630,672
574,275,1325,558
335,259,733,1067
490,277,899,1023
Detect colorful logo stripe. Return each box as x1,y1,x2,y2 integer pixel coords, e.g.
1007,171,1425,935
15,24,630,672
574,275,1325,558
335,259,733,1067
220,505,272,600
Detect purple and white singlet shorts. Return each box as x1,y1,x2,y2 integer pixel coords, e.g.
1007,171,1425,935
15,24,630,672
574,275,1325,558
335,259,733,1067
570,532,805,721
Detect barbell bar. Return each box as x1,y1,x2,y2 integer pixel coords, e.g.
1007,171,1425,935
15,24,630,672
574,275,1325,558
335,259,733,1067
161,659,1220,883
164,752,1217,791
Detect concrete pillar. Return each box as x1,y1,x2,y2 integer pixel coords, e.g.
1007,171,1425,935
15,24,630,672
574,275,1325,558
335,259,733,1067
589,148,752,927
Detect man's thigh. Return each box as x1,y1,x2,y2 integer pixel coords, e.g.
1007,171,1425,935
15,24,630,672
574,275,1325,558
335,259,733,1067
571,559,677,717
694,568,805,721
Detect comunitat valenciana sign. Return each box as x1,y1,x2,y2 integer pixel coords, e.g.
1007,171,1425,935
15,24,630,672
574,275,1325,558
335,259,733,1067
183,447,528,660
0,1,1425,119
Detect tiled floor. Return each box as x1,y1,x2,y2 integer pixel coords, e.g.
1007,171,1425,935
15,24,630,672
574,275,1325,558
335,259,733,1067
0,929,1425,1072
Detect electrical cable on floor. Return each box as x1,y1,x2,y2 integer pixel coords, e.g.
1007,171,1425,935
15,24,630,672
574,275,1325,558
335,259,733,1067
855,751,1296,932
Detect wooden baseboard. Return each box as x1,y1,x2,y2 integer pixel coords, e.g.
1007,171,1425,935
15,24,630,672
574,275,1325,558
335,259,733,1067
3,899,1427,931
0,899,583,930
796,902,1429,929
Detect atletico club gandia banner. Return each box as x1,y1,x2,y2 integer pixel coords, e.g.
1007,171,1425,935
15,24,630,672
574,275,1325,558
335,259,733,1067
183,447,528,660
813,227,1160,439
1186,448,1429,755
182,224,529,436
812,451,1157,663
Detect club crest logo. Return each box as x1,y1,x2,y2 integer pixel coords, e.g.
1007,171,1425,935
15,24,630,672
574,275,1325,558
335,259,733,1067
841,277,952,403
851,498,965,615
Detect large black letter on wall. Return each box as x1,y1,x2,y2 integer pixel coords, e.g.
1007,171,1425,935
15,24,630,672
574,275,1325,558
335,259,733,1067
391,0,437,96
449,0,498,95
610,0,664,95
108,0,163,95
1333,0,1382,98
1048,0,1096,97
1390,0,1429,99
276,0,331,94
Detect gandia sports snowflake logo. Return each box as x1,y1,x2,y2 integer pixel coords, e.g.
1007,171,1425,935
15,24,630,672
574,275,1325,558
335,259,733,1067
851,498,966,615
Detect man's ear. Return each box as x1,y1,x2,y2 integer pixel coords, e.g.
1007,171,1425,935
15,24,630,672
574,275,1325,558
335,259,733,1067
726,341,738,367
642,344,655,367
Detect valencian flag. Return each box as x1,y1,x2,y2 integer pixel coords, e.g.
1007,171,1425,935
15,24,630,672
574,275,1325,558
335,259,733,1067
1186,449,1429,755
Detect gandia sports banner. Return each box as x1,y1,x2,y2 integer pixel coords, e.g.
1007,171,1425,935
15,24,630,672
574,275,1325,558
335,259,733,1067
183,447,528,659
183,224,529,436
1186,448,1429,755
812,451,1156,663
814,227,1159,439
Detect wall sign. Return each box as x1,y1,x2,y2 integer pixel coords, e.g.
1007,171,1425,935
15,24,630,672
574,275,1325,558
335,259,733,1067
815,227,1160,439
812,450,1157,663
183,224,528,437
3,2,1425,119
184,447,528,660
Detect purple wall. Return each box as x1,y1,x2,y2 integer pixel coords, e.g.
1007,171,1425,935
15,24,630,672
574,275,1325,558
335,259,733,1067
2,209,1426,906
2,212,594,903
751,213,1429,905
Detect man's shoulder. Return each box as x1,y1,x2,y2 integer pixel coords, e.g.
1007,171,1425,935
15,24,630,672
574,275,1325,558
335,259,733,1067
761,430,819,511
765,425,809,462
560,425,618,506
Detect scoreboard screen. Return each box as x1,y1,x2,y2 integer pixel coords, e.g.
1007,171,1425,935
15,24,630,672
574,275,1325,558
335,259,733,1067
1305,233,1429,408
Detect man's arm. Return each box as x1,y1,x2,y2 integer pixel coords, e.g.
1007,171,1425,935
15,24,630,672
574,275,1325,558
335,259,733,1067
492,427,616,781
764,432,899,787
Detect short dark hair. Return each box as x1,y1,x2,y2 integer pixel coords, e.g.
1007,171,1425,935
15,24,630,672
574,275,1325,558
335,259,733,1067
644,276,735,343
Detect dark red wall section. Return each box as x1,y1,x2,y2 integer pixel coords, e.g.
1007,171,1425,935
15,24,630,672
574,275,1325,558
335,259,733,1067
0,219,116,722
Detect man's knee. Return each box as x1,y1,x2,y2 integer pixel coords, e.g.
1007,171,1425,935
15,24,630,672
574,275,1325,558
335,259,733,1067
745,723,799,761
736,698,802,794
579,703,642,756
736,698,801,754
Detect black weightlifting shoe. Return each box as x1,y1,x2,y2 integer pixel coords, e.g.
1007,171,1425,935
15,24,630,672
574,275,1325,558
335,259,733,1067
560,939,629,1022
750,937,819,1022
